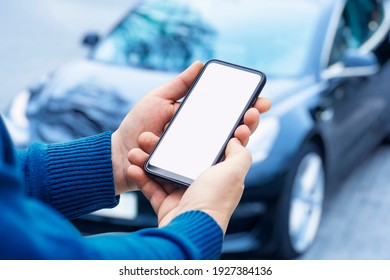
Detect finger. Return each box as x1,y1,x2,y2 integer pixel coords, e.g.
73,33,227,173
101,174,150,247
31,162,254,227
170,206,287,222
127,164,172,214
243,107,260,135
162,101,181,131
156,187,186,226
224,138,252,170
162,183,182,196
140,180,169,214
127,164,151,187
253,97,272,114
138,132,160,154
172,101,181,114
151,61,203,100
234,124,251,147
128,148,148,167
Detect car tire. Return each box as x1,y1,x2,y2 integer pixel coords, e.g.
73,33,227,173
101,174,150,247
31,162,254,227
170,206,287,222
274,142,325,259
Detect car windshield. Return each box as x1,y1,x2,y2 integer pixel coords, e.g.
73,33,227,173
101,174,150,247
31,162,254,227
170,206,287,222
91,0,321,78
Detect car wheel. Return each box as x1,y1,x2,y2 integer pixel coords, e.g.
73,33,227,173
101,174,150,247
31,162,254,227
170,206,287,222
275,143,325,259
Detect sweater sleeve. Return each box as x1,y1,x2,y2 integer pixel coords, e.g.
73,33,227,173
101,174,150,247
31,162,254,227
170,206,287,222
17,132,119,219
1,118,223,259
1,186,223,260
84,211,223,259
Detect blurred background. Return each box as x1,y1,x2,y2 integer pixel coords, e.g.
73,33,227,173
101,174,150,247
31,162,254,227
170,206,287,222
0,0,134,111
1,0,390,260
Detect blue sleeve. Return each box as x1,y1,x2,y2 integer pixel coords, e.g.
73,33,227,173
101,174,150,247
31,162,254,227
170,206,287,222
0,186,223,259
17,132,119,219
1,118,223,259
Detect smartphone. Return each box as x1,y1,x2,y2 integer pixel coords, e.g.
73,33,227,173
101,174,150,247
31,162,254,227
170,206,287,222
144,59,266,187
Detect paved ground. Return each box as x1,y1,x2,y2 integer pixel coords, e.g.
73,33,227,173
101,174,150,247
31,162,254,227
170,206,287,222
301,144,390,260
1,0,390,260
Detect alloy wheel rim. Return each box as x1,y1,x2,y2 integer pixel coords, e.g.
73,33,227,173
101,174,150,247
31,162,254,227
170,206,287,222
288,152,325,253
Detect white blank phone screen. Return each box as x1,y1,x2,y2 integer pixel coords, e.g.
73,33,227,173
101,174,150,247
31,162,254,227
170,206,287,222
149,62,262,181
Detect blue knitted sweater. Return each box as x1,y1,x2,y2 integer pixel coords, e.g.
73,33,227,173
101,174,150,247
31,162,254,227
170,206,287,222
0,117,222,259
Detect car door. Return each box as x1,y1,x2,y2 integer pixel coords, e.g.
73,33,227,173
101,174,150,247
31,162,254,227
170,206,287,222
322,0,389,173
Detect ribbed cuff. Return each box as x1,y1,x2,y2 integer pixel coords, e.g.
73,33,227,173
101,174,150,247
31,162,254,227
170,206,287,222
46,132,119,219
162,211,223,259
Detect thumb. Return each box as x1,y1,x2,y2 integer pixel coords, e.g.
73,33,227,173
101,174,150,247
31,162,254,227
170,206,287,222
223,138,253,174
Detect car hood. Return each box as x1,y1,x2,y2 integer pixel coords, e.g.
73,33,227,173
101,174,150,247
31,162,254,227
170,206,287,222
259,77,316,108
38,58,176,103
40,58,308,105
18,59,178,145
7,57,312,147
32,58,309,118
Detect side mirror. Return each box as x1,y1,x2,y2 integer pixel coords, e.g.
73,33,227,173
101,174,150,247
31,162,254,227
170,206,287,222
82,32,100,48
322,50,379,80
342,50,378,69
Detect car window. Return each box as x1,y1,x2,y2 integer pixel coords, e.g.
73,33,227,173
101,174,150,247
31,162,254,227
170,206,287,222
329,0,384,65
91,0,321,78
91,1,214,72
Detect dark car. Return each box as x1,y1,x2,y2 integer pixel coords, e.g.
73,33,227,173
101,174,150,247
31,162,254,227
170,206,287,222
4,0,390,259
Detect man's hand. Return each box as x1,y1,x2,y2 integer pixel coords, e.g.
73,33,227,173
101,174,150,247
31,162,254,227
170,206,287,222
112,60,271,196
129,133,256,233
111,61,204,194
127,98,271,233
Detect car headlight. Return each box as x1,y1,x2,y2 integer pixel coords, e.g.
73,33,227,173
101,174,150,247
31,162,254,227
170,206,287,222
3,89,31,148
7,89,30,129
247,117,280,163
